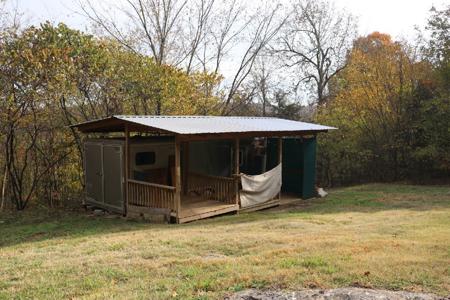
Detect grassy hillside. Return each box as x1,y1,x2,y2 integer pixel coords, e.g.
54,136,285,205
0,184,449,299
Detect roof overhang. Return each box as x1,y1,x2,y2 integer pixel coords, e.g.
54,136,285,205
70,116,174,134
71,115,336,140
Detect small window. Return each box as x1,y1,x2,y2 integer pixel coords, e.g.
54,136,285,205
135,151,155,166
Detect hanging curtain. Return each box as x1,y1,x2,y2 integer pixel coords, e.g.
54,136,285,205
239,164,282,208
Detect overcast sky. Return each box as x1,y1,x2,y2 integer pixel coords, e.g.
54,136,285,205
12,0,446,40
334,0,445,39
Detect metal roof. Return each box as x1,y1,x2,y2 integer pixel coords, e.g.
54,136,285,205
72,115,336,135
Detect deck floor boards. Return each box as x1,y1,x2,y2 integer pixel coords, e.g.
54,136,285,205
175,196,238,222
239,199,280,213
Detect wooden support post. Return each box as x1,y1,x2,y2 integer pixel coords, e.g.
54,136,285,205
182,142,189,195
124,124,130,216
278,137,282,200
234,138,240,206
174,136,181,222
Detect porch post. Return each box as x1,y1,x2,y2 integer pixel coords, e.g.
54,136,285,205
124,124,130,216
182,142,189,195
175,136,182,222
278,137,282,200
234,138,240,206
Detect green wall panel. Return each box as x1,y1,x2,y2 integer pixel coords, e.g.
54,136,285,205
268,137,317,199
300,137,317,199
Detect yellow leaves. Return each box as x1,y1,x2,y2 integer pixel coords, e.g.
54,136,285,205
317,32,430,153
331,32,417,120
1,22,223,122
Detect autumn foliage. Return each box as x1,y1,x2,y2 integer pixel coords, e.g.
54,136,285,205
0,23,220,210
317,28,450,185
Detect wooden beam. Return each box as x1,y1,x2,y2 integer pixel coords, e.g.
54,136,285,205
234,138,240,206
182,142,189,195
127,179,175,190
177,204,239,224
278,137,282,201
177,130,328,142
73,117,177,135
174,136,182,222
239,199,279,213
124,124,130,216
278,137,282,164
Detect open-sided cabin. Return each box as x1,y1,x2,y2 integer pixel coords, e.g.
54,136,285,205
72,115,334,223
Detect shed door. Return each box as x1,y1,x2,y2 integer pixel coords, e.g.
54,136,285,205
103,144,124,210
85,143,103,203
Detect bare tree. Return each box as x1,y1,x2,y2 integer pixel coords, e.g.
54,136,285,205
277,0,357,105
220,3,286,115
80,0,219,67
250,57,274,116
80,0,286,115
178,0,215,73
2,98,71,210
193,0,246,74
0,165,6,211
0,0,22,31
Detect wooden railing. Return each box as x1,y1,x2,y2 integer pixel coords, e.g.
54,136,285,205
127,179,176,210
187,173,237,204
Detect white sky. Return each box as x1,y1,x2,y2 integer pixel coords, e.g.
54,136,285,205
334,0,445,39
12,0,446,39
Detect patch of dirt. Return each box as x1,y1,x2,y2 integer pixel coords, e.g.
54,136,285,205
225,288,448,300
266,197,319,213
27,231,47,241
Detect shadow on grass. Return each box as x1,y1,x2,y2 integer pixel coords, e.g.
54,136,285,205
1,183,449,248
0,208,156,248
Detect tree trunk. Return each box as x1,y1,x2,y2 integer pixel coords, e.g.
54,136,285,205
0,165,7,211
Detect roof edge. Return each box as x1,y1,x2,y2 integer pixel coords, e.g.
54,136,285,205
70,115,337,134
69,116,116,128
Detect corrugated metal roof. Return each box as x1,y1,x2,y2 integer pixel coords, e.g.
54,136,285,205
72,115,336,134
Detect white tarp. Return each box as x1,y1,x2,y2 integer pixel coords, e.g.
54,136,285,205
239,164,282,208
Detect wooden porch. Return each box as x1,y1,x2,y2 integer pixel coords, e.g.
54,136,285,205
126,171,240,223
123,129,283,223
174,197,239,223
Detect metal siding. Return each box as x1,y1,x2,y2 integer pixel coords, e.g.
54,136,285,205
301,137,317,199
275,137,316,199
103,144,124,210
84,143,103,203
115,115,335,134
84,140,125,213
282,139,303,195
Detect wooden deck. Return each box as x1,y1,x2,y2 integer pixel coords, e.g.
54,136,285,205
127,194,295,223
239,198,280,213
171,195,239,223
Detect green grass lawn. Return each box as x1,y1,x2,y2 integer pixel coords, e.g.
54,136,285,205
1,184,449,299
